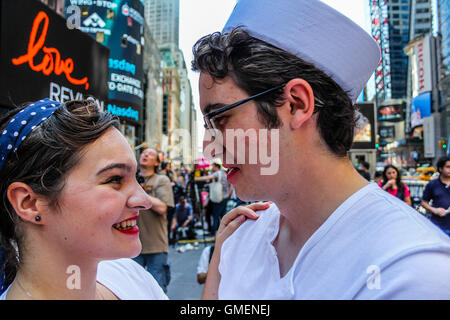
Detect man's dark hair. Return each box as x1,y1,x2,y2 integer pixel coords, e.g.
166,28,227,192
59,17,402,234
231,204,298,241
361,161,370,170
212,162,221,169
192,27,356,157
436,156,450,173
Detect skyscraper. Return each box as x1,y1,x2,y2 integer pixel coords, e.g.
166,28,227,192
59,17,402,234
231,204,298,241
145,0,179,48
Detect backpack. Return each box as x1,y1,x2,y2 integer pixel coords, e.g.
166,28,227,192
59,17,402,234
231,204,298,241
209,172,223,203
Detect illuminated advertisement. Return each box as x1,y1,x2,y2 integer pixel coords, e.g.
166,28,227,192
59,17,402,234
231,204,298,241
411,91,432,128
379,126,395,140
378,103,403,122
65,0,145,124
0,0,109,108
370,0,392,101
352,103,376,149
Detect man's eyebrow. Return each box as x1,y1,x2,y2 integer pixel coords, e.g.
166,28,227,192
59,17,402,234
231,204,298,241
204,103,226,115
96,163,132,176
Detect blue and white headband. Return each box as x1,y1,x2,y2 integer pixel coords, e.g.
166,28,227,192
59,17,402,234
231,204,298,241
0,98,61,172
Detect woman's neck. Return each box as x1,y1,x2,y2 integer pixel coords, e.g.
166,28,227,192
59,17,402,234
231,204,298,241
7,236,101,299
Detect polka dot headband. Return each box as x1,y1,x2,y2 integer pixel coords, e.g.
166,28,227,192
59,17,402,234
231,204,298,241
0,98,61,172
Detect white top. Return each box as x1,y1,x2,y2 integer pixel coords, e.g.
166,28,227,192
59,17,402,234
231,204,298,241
218,183,450,299
197,246,213,275
0,258,168,300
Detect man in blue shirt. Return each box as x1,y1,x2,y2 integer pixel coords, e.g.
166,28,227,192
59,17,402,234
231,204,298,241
170,196,195,239
421,156,450,236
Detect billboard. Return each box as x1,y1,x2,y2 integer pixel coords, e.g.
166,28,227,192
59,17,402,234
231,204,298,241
370,0,392,101
410,35,432,98
65,0,145,125
411,91,432,128
379,125,395,140
352,103,376,149
0,0,109,108
377,103,403,122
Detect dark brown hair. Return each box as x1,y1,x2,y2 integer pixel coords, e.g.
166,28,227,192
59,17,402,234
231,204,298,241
0,99,119,288
192,27,357,157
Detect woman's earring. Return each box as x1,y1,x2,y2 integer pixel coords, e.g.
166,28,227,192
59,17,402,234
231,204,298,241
35,216,41,222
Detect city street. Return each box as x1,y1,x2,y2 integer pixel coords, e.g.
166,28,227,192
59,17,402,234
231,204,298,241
166,234,213,300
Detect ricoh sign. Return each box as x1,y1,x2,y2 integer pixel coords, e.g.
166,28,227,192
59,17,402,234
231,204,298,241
411,35,432,98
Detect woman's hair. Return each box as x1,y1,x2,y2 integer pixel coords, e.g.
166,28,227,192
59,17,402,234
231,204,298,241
192,27,356,157
0,99,119,288
382,165,404,189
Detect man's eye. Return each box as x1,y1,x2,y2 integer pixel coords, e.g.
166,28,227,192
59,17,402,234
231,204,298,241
105,176,123,184
214,116,228,128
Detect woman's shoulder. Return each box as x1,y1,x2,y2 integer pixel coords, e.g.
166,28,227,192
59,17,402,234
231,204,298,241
97,258,168,300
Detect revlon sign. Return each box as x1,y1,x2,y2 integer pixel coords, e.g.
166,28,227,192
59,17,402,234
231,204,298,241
0,0,108,109
411,35,432,98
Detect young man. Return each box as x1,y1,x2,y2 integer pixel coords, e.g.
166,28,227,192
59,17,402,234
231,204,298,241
421,156,450,236
134,148,175,293
358,161,371,182
193,0,450,299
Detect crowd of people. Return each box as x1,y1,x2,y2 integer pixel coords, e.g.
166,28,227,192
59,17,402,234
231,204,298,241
356,157,450,237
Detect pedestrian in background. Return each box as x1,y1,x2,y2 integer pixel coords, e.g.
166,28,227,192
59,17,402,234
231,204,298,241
380,164,412,206
134,148,174,294
0,99,166,299
170,196,196,241
373,171,383,184
421,156,450,236
197,244,214,285
195,163,232,234
358,161,371,181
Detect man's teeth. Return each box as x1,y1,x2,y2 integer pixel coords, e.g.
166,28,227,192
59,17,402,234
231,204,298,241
113,219,137,230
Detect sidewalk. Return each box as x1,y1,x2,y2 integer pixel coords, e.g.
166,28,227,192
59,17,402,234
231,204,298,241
166,229,214,300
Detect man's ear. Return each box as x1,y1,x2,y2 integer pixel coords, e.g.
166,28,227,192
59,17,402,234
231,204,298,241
284,79,315,130
7,182,44,225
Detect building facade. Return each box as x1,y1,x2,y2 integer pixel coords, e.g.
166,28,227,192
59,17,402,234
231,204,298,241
145,0,197,166
370,0,437,169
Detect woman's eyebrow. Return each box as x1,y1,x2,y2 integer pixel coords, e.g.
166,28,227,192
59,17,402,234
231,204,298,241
96,163,132,176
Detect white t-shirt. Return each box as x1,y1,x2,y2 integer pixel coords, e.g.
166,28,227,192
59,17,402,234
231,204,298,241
0,258,168,300
218,183,450,299
197,246,213,275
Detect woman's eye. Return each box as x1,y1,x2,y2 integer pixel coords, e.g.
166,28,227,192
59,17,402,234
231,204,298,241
105,176,123,184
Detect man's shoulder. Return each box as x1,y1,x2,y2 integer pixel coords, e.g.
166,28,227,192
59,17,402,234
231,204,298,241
224,204,279,246
154,173,171,184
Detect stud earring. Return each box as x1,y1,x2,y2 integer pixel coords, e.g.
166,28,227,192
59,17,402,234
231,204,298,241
35,216,41,222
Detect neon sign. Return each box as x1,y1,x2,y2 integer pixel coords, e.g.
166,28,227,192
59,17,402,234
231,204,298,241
11,11,89,90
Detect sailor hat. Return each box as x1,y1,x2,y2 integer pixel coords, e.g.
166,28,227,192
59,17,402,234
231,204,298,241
223,0,380,102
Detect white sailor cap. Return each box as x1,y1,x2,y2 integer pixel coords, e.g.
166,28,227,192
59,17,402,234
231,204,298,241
223,0,380,102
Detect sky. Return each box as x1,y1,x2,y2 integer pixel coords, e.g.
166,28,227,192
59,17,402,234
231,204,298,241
178,0,371,155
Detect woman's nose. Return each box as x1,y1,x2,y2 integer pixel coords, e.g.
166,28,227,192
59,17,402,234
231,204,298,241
128,182,152,210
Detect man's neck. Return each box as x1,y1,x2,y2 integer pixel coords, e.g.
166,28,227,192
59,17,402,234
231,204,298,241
140,166,155,177
273,156,368,256
440,175,450,185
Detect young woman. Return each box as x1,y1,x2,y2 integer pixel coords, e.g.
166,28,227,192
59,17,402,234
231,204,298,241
0,98,261,300
380,165,412,206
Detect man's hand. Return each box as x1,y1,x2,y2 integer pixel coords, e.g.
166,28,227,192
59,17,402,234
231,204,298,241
433,207,448,217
